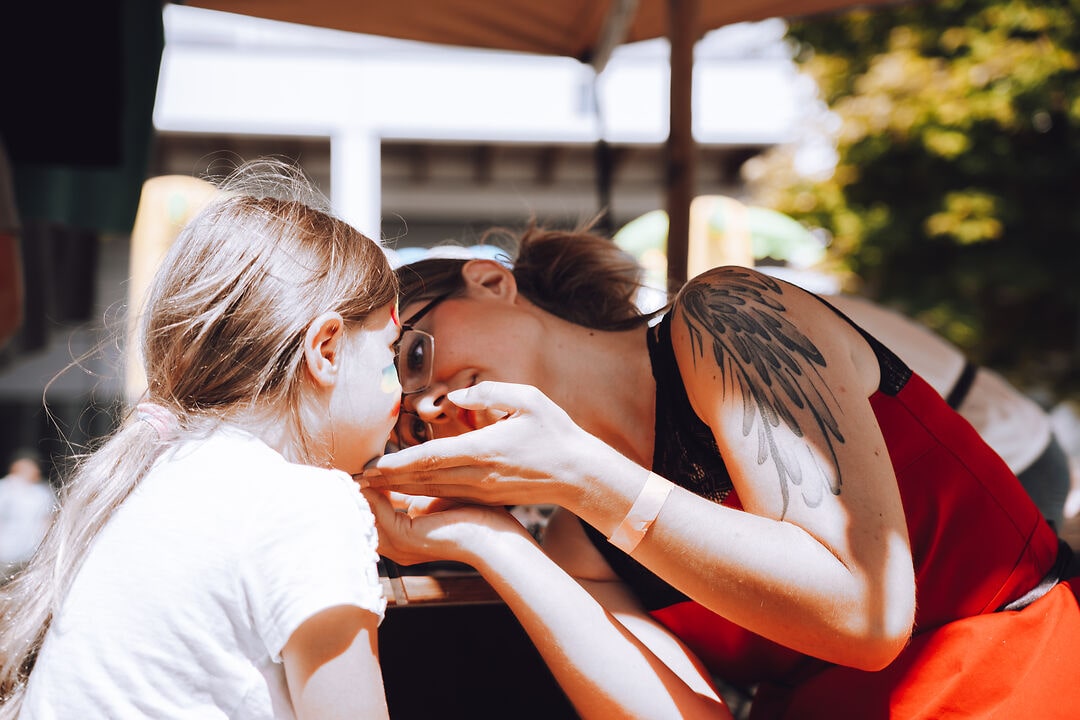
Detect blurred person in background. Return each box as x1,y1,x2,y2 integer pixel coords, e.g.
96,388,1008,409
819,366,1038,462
0,449,54,582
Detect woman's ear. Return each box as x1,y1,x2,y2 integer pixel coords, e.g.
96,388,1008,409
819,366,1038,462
303,311,345,387
461,259,517,301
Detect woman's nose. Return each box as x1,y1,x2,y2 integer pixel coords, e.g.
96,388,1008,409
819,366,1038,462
405,385,448,423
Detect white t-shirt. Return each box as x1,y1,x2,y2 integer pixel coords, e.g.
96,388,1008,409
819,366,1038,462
22,428,385,719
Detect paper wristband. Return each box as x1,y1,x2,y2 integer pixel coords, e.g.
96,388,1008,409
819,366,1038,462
608,472,674,554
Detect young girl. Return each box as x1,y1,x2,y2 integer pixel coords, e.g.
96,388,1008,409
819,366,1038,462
368,222,1080,718
0,159,397,719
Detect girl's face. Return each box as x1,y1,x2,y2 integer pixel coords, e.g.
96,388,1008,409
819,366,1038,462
329,303,403,471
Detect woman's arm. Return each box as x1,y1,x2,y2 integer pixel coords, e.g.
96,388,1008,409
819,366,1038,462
282,605,389,719
541,507,731,700
642,267,914,669
365,490,731,719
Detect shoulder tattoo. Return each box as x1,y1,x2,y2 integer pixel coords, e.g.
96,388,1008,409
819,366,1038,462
677,268,845,513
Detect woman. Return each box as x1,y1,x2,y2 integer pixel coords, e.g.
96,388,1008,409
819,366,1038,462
365,223,1080,719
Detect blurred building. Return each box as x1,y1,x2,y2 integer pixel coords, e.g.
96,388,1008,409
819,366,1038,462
151,5,810,245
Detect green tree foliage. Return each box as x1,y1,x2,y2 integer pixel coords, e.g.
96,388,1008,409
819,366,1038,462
748,0,1080,399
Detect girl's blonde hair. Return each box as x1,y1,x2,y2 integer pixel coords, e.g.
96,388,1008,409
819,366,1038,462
0,158,397,713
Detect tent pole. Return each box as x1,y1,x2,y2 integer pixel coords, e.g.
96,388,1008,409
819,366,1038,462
590,0,639,75
665,0,699,292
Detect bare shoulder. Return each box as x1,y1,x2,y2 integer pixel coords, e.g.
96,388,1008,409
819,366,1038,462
825,293,965,395
670,267,875,387
669,267,884,516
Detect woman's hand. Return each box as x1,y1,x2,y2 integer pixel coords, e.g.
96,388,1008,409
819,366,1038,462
370,489,732,719
361,488,530,568
362,381,616,509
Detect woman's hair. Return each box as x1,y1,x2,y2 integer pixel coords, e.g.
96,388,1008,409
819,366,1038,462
0,158,397,713
397,219,665,331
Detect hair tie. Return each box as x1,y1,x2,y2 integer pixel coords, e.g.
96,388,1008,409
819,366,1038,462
136,402,180,442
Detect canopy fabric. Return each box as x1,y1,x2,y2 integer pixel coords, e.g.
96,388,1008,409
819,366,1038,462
180,0,901,61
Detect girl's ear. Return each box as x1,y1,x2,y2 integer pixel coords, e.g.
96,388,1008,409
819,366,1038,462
303,311,345,387
461,259,517,301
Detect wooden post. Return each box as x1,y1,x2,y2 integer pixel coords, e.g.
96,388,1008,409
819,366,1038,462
665,0,699,292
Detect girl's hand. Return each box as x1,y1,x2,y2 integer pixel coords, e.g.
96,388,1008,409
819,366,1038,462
362,381,614,508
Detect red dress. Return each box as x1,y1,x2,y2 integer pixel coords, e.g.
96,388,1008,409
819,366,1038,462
585,309,1080,719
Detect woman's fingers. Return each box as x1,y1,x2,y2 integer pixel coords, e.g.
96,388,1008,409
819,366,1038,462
370,390,565,476
360,487,395,519
367,433,493,474
405,495,461,516
364,474,499,505
359,488,413,559
362,381,588,508
446,380,539,415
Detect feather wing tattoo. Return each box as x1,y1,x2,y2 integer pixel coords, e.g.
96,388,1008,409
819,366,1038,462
677,268,845,514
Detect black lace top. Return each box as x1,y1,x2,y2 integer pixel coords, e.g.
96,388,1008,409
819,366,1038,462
647,314,736,503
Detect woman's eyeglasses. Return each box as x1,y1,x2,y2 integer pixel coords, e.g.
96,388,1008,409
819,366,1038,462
396,329,435,395
393,292,452,448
